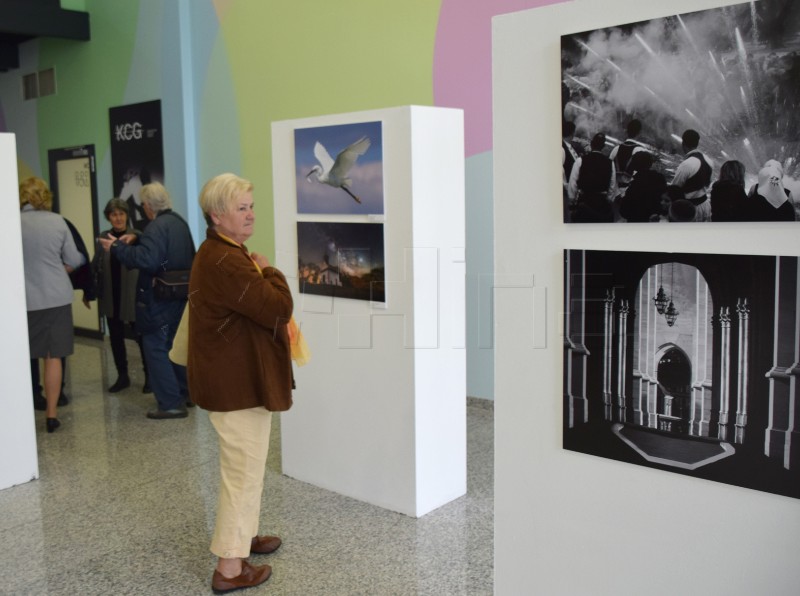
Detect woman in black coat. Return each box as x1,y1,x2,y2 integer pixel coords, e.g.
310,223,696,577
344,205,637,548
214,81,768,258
710,160,747,222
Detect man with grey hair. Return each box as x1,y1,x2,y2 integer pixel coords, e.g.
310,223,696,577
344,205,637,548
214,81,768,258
99,182,195,419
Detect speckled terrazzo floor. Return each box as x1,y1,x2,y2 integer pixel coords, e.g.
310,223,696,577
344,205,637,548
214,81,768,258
0,337,493,595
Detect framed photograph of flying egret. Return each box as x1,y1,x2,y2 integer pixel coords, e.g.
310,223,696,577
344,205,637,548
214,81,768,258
294,121,385,215
296,221,386,303
560,0,800,224
563,248,800,500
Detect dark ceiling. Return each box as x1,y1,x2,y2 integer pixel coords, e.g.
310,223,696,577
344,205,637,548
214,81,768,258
0,0,90,72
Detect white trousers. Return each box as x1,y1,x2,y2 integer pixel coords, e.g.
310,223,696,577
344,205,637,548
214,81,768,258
208,407,273,559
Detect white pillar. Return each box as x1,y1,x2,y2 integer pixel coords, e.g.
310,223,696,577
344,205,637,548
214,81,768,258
565,250,589,427
718,306,731,441
616,299,629,422
734,297,750,444
764,257,800,469
602,288,614,420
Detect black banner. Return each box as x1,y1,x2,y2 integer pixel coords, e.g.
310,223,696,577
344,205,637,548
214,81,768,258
108,99,164,231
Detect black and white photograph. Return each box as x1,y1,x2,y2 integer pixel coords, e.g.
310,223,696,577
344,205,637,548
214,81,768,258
297,221,386,303
563,249,799,499
560,0,800,223
108,99,164,231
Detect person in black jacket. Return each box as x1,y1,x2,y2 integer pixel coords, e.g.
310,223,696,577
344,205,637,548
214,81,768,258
92,198,149,393
618,151,667,222
710,160,748,222
568,132,616,222
99,182,195,419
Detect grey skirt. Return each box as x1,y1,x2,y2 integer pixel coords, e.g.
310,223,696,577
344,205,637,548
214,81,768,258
28,304,74,359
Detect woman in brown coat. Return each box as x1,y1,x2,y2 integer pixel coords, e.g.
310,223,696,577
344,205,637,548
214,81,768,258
188,173,293,593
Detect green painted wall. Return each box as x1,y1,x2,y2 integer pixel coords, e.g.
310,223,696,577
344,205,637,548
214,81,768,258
197,1,441,255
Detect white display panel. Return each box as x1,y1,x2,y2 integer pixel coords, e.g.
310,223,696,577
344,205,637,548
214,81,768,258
0,133,39,491
273,106,466,517
492,0,800,594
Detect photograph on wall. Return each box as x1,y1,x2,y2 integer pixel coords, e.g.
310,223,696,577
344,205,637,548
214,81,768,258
560,0,800,223
297,221,385,303
294,121,384,215
109,99,164,231
563,249,799,499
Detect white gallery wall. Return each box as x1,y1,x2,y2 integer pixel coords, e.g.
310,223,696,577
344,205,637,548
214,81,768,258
0,133,39,490
492,1,800,594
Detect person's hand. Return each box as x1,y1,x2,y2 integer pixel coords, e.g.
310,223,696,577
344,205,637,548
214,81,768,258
118,233,137,245
82,294,91,309
251,252,271,270
64,264,75,273
98,235,114,252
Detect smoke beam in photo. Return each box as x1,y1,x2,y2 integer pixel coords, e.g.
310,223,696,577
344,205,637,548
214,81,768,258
561,0,800,192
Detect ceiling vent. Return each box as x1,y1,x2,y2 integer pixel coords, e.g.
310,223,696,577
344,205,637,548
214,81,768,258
22,67,56,100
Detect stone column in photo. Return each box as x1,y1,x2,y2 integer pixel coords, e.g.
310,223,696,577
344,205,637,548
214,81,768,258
602,288,614,421
717,306,732,441
734,297,750,444
615,298,629,422
564,250,589,427
764,257,800,470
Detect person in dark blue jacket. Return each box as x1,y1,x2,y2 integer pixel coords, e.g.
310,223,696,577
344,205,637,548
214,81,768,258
99,182,195,419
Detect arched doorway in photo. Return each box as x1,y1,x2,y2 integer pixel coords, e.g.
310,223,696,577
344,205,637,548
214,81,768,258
656,346,692,435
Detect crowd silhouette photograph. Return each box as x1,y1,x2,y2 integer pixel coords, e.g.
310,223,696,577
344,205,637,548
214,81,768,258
560,0,800,223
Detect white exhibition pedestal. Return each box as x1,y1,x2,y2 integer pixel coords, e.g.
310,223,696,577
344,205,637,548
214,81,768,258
272,106,466,517
0,133,39,491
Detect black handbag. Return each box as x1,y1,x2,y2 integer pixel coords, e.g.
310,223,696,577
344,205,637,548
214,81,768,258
151,212,195,301
152,269,191,300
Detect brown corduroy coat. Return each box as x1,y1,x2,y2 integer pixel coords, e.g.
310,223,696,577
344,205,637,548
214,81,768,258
187,229,293,412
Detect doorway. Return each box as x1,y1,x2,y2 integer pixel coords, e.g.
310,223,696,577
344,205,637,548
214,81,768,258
657,347,692,433
48,145,101,338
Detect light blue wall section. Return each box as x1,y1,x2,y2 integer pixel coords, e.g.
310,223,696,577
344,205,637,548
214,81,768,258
189,5,242,192
156,1,191,223
465,150,494,399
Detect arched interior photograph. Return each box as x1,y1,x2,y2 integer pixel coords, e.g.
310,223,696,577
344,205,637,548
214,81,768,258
564,249,799,499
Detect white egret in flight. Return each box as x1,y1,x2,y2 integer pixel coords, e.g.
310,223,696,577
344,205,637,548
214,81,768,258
306,136,371,203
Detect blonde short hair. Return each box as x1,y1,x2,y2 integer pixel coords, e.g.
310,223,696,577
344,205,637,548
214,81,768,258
19,177,53,211
199,173,254,227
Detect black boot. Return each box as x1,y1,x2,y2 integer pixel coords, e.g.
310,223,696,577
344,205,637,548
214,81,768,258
109,373,131,393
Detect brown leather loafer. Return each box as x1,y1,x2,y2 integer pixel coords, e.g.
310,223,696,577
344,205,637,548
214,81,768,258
211,560,272,594
250,535,282,554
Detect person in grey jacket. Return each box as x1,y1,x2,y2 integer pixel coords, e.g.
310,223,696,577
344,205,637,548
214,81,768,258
99,182,195,419
20,177,85,433
92,198,148,393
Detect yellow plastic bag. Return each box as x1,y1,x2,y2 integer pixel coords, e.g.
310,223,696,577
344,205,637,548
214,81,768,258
169,304,189,366
288,316,311,367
